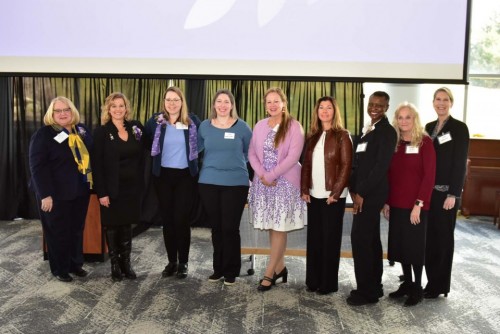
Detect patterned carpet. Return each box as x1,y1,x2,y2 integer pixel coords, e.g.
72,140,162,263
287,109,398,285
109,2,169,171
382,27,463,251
0,214,499,334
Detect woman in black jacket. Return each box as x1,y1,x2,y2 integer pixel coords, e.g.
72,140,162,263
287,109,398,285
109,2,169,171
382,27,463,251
424,87,469,298
93,92,145,281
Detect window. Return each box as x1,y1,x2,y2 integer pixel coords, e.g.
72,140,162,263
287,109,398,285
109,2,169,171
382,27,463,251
466,0,500,139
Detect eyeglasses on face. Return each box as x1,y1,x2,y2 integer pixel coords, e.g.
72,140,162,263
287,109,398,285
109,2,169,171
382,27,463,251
53,108,72,114
165,98,181,103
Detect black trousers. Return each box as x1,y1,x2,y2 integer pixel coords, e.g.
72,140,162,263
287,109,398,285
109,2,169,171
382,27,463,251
306,196,346,293
425,190,459,294
198,183,248,279
155,167,196,264
350,195,385,299
40,194,90,276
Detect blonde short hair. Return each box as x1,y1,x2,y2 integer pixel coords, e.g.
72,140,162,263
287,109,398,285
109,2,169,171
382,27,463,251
101,92,132,125
44,96,80,128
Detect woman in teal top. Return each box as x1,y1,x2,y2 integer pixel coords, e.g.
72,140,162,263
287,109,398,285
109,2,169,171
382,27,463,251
198,89,252,286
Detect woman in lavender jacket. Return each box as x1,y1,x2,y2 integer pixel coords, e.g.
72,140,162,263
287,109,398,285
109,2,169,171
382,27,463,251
248,87,306,292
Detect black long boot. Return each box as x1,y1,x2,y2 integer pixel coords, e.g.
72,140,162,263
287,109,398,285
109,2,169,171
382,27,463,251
118,226,137,280
105,228,122,282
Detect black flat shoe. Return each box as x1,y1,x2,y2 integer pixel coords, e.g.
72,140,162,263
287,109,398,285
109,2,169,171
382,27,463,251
162,262,178,277
257,276,274,292
176,263,188,279
71,268,88,277
346,294,379,306
55,274,73,282
208,273,223,282
424,291,448,299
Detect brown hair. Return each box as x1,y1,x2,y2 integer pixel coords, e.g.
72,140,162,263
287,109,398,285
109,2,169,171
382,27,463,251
308,96,344,137
210,89,238,119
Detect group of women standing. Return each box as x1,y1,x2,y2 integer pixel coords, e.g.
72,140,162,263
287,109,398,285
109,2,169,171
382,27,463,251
29,86,468,307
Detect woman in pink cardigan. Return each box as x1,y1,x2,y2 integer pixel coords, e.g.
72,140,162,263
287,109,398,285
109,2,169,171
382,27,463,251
248,87,306,292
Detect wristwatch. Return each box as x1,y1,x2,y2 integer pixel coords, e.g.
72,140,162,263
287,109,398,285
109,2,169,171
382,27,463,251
415,200,424,207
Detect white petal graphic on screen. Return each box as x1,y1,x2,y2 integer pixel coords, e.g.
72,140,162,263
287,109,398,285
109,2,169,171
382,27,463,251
257,0,286,27
184,0,237,29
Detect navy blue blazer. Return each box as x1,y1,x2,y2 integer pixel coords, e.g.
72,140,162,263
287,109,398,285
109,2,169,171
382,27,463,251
92,120,146,199
349,116,397,199
29,124,93,201
425,116,469,197
144,113,201,177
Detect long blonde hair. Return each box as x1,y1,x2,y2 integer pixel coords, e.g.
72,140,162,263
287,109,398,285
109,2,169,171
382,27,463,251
163,86,191,125
101,92,132,125
392,101,427,149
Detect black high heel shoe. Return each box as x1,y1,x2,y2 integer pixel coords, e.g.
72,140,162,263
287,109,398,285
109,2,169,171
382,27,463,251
273,267,288,283
258,276,274,291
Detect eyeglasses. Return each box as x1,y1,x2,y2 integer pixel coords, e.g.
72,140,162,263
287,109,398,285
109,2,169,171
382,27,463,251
165,98,181,103
53,108,72,114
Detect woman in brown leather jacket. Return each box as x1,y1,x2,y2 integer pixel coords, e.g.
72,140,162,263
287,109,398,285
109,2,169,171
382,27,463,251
301,96,353,294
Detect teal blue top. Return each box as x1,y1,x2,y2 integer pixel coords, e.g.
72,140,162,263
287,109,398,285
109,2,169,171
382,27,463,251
197,119,252,186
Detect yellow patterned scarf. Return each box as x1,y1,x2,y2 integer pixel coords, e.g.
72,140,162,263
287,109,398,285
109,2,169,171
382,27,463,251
68,126,93,189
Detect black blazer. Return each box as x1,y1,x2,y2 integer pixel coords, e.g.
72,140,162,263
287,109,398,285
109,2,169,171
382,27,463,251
350,116,397,199
425,116,469,197
29,124,93,200
92,120,146,199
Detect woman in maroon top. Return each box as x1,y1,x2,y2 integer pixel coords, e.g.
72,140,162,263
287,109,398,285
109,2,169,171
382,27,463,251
382,102,436,306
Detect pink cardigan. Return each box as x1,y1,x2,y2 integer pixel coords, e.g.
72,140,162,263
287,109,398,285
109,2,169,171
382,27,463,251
248,118,305,190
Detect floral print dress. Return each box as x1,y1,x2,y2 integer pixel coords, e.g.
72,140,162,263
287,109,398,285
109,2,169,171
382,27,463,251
248,129,306,232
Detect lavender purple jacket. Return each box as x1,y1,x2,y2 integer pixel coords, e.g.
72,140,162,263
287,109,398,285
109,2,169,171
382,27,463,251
248,118,304,190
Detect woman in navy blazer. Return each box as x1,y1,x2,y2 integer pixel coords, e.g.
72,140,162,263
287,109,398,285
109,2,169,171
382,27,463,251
92,92,145,281
144,86,200,279
29,96,93,282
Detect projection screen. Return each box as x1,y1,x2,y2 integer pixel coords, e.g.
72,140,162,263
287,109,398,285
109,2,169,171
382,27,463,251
0,0,471,82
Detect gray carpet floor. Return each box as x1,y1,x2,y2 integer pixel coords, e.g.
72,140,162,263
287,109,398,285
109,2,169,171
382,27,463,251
0,214,499,334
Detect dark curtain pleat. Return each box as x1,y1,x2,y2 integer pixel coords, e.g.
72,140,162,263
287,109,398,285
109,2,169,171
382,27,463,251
0,77,17,219
186,80,206,120
0,77,362,220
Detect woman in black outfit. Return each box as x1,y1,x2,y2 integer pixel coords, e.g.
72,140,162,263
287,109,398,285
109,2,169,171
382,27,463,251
29,96,93,282
424,87,469,298
93,92,145,281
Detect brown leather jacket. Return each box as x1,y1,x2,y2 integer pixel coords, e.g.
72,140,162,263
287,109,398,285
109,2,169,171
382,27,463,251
301,129,353,199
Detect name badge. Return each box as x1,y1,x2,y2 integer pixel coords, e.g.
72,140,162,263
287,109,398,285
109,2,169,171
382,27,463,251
406,145,419,154
356,142,367,152
224,132,235,139
437,132,452,144
175,122,188,130
54,131,69,143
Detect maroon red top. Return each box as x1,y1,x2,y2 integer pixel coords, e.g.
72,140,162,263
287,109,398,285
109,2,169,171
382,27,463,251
387,135,436,210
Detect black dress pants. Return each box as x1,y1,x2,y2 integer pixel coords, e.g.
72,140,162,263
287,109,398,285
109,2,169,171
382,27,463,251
198,183,248,279
155,167,196,264
40,194,90,276
425,190,458,294
306,196,346,293
350,195,385,299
